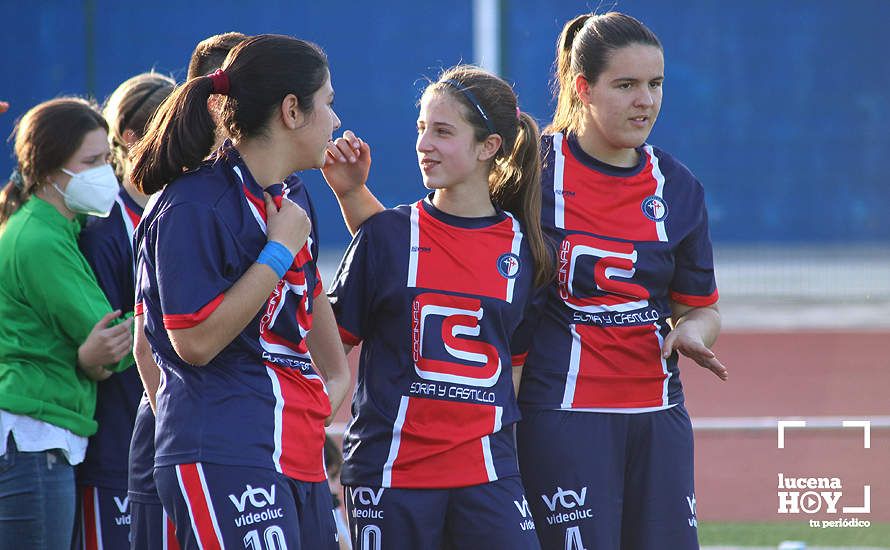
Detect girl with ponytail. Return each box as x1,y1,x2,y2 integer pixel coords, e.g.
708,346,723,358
323,12,723,549
324,65,548,549
517,12,724,550
129,34,349,549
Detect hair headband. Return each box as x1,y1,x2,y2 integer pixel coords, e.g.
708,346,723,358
120,82,168,135
441,79,496,135
209,69,230,96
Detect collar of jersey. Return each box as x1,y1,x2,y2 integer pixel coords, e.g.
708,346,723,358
420,193,508,230
117,188,144,218
565,133,647,178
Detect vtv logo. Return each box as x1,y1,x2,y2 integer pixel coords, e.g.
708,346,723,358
514,495,532,518
350,487,384,506
557,235,649,313
687,493,698,527
542,486,588,512
229,485,277,513
113,496,129,514
412,293,501,387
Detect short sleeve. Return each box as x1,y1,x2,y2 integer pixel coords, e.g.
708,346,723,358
151,203,238,329
327,224,376,346
509,284,548,366
670,195,719,307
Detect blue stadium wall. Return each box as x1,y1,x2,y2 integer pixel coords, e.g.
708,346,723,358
2,1,888,247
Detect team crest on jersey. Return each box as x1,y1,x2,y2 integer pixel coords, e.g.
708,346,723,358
641,195,669,222
497,253,521,279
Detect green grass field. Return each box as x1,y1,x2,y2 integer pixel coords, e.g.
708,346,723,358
699,522,890,547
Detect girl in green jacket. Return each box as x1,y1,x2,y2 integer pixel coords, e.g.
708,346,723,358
0,97,134,549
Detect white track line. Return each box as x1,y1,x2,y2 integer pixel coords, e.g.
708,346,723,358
692,416,890,431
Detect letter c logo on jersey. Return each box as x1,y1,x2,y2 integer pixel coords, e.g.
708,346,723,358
558,234,650,313
412,293,501,387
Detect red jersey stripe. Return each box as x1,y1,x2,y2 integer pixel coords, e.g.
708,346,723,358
164,509,180,550
162,294,224,329
81,486,100,550
389,397,496,488
266,364,329,481
670,289,719,307
338,325,361,346
175,463,223,550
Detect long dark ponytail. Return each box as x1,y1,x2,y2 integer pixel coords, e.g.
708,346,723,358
131,34,329,194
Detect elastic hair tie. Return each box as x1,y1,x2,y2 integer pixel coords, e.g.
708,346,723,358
516,106,521,120
442,79,496,135
208,69,230,96
9,168,25,190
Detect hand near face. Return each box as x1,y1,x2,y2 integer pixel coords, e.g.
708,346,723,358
322,130,372,196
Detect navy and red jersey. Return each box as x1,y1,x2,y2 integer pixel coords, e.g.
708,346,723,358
134,142,329,481
76,189,144,490
329,196,542,489
518,133,718,412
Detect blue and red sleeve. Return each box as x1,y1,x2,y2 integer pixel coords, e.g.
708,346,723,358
327,223,377,346
153,203,237,329
670,192,719,307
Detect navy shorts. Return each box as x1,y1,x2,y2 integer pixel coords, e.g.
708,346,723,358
155,462,337,550
130,497,179,550
516,405,699,550
343,476,540,550
73,485,131,550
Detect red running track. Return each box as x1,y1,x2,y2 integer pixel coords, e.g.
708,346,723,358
684,331,890,522
332,331,890,521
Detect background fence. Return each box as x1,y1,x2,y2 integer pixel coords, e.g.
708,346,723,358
3,0,889,251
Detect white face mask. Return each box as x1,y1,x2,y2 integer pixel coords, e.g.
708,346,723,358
53,164,120,217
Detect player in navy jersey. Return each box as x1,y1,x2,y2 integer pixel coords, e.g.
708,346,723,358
510,13,726,550
324,66,550,550
127,32,248,550
129,35,350,550
72,72,175,550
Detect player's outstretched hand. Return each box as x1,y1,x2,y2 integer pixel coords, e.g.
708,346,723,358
662,324,727,381
0,101,9,114
322,130,371,197
264,192,311,256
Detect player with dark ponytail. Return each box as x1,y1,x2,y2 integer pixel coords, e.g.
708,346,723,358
130,34,350,549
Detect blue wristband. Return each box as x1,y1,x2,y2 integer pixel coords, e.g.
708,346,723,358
257,241,295,279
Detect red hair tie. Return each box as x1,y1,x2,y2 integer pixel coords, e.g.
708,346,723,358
208,69,230,96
